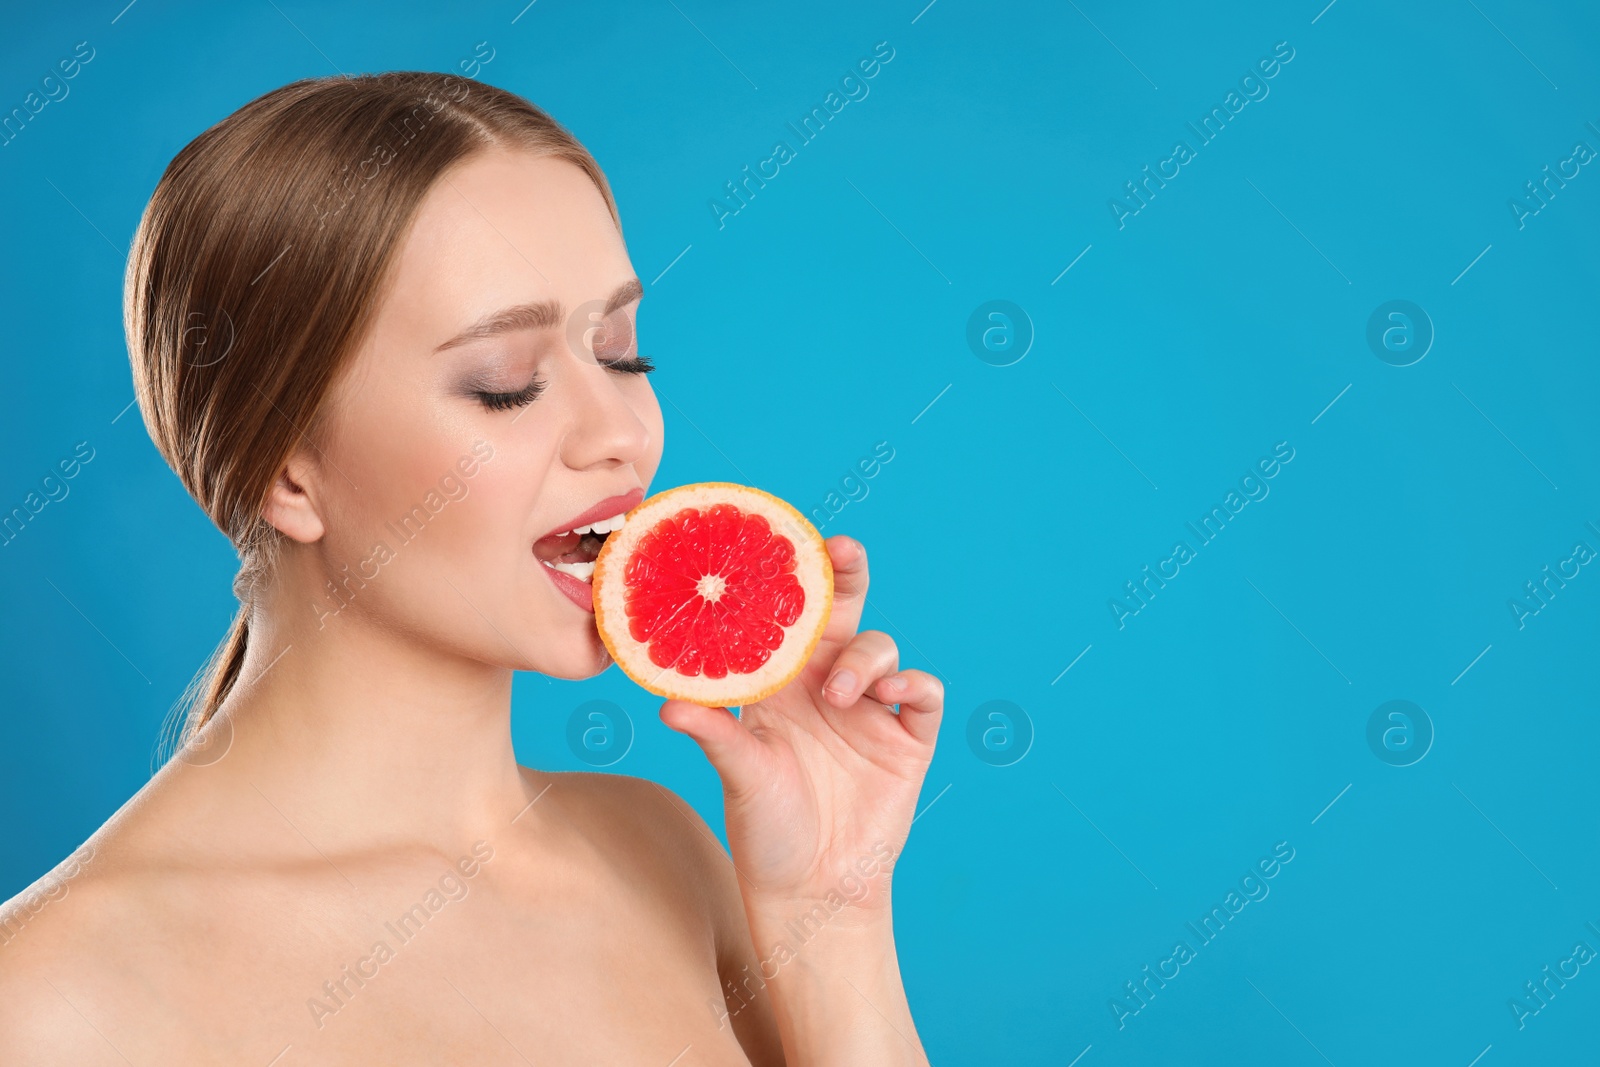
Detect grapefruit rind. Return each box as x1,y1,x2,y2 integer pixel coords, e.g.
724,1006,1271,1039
592,482,834,708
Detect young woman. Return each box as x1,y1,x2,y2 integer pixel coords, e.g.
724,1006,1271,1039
0,72,943,1065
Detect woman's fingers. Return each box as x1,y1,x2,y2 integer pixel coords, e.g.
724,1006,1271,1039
819,536,870,646
872,668,944,746
821,630,898,708
658,700,766,799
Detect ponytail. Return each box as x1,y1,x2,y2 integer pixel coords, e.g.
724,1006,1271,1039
153,602,248,770
157,536,275,767
194,605,250,734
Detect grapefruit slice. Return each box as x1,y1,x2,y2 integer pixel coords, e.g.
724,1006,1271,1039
592,482,833,707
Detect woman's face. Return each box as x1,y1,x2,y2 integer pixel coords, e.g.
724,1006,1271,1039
299,147,664,678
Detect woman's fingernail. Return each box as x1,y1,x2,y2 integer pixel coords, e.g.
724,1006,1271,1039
826,669,857,698
885,674,908,692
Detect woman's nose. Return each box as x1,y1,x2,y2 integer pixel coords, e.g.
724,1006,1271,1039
558,355,652,470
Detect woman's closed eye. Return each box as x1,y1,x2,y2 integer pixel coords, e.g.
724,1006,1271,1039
473,375,549,411
469,354,655,412
600,352,655,374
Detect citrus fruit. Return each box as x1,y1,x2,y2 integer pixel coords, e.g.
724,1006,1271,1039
592,482,833,707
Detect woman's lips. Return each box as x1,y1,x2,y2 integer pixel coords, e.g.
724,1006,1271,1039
541,559,595,613
538,486,644,542
533,488,644,616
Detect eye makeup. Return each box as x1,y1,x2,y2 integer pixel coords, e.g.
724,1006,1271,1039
599,353,655,374
472,375,549,411
464,352,655,413
456,298,653,413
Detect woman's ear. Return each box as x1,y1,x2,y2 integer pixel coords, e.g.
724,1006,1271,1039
260,448,327,543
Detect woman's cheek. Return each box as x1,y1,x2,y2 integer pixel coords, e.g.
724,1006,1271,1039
445,441,535,550
636,384,666,483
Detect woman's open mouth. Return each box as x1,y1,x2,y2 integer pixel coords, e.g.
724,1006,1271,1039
531,487,643,613
532,511,627,585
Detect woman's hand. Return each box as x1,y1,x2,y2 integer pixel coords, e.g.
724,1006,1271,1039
658,535,943,915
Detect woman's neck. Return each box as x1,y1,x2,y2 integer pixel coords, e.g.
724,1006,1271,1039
196,580,533,857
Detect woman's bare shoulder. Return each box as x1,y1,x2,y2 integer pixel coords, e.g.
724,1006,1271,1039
531,766,734,882
0,760,273,1046
527,766,749,940
0,785,181,963
526,769,786,1064
0,827,170,1063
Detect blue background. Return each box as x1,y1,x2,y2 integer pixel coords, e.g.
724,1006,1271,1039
3,0,1598,1062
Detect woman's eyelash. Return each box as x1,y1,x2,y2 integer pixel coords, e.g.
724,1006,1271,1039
603,353,655,374
471,354,653,412
474,375,548,411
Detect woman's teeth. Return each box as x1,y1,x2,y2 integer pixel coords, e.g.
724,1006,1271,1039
551,512,628,537
539,511,628,583
543,559,596,582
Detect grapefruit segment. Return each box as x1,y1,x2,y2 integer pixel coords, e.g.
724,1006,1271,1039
592,482,833,707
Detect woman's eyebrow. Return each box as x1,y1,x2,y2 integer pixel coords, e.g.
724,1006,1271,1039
433,277,643,353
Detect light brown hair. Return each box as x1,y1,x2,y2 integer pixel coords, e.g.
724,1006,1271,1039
124,71,621,753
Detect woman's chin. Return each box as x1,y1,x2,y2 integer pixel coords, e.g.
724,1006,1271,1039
530,626,614,681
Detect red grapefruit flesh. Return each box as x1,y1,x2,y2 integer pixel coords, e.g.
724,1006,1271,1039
592,482,833,707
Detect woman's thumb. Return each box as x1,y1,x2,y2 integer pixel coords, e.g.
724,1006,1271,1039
659,700,762,796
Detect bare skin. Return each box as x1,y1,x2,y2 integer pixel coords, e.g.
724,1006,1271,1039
0,148,941,1065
